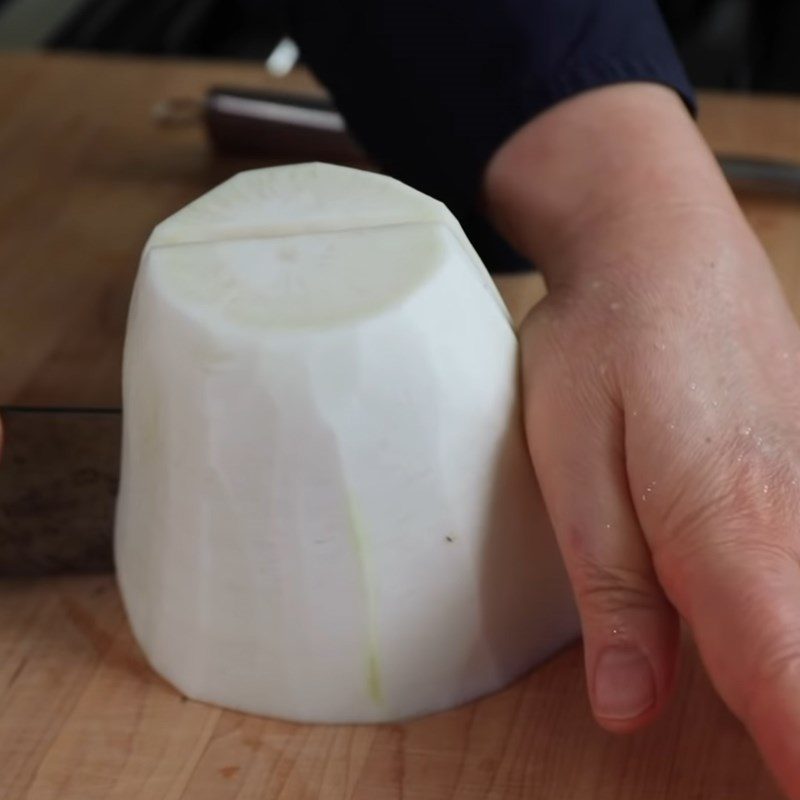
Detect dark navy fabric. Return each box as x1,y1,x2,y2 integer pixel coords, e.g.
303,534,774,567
287,1,696,272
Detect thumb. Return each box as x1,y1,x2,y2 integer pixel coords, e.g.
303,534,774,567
523,354,680,732
651,482,800,797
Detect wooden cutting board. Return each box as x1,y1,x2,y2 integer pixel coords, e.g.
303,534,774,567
1,52,800,799
0,576,784,800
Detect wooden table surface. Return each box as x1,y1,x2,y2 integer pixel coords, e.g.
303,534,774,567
1,52,800,799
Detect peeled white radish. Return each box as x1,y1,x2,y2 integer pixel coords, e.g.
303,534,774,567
115,162,578,723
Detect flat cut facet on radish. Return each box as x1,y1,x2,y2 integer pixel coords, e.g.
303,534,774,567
115,163,578,723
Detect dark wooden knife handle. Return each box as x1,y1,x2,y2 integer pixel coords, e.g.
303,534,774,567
204,86,376,168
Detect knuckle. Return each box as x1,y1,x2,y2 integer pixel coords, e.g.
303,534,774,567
757,643,800,688
651,436,800,599
571,553,663,618
521,298,618,405
654,527,799,612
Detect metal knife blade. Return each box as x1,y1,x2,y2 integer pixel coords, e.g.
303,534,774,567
718,155,800,197
0,406,121,576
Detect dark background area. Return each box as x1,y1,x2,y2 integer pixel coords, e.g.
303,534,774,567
39,0,800,93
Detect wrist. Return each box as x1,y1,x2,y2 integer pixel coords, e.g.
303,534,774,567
481,83,747,291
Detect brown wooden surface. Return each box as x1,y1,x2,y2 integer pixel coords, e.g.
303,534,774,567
0,575,783,800
1,52,800,798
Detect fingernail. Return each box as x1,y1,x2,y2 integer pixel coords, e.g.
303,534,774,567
594,646,655,720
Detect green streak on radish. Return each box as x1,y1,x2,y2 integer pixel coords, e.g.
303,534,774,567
346,491,383,705
367,647,382,707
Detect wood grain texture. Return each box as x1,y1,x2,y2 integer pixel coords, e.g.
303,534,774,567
0,576,783,800
1,53,799,798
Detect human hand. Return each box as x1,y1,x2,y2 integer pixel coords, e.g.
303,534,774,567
484,84,800,796
520,213,800,790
